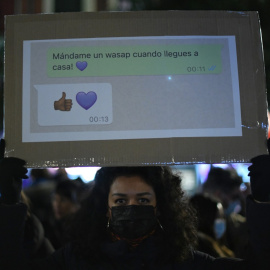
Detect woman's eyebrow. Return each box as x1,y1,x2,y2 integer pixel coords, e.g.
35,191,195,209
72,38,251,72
137,192,153,196
111,193,128,197
111,192,153,196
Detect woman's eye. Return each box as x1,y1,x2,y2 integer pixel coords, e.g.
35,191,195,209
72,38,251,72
115,199,126,205
138,198,150,204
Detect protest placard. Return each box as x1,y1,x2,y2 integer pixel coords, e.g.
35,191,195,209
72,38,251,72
4,11,268,167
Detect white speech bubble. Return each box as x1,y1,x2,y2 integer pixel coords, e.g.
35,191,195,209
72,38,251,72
35,83,112,126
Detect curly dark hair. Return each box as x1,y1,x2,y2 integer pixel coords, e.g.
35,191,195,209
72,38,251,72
70,166,197,264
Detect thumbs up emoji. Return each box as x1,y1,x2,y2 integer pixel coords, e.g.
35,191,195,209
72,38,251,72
54,92,73,111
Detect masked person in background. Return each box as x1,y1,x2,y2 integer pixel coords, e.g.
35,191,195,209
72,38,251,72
202,166,248,258
202,167,245,217
1,138,270,270
189,194,234,258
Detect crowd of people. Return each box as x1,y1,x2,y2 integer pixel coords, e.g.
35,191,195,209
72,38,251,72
0,138,270,269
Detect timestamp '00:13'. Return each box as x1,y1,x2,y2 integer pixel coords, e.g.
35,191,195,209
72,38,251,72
89,116,109,123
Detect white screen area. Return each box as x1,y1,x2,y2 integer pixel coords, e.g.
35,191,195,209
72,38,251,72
22,36,241,142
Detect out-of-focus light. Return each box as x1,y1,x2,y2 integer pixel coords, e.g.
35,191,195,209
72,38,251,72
196,164,210,183
212,164,229,169
65,167,101,182
240,182,247,191
267,111,270,139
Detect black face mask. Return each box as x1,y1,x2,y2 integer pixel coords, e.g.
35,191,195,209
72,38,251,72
109,205,158,239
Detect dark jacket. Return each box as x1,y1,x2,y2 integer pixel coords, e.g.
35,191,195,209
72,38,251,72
29,242,247,270
0,196,269,270
23,212,55,259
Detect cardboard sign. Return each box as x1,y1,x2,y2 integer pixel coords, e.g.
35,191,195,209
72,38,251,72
4,11,268,167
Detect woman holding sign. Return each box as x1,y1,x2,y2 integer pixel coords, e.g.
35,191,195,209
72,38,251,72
0,139,270,270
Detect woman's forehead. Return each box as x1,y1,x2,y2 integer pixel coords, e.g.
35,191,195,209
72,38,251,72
109,175,154,194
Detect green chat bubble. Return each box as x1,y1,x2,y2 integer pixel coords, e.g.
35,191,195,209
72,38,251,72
47,44,222,77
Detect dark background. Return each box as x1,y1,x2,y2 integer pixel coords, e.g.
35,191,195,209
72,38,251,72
1,0,269,136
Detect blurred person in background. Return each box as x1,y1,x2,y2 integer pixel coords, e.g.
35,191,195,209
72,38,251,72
24,169,56,219
52,168,70,183
189,193,234,258
52,180,81,220
47,180,83,249
20,191,55,259
202,167,245,217
202,167,248,258
24,169,56,244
